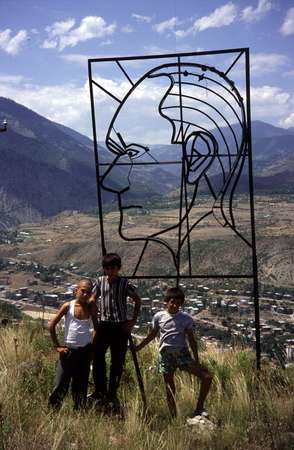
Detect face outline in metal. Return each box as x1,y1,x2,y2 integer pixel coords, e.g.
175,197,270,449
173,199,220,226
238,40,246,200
99,61,247,274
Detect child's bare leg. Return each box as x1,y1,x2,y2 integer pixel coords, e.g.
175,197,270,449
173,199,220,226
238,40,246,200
185,362,212,413
163,373,177,418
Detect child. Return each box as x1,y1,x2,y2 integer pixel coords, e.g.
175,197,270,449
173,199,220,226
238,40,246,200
135,286,212,418
91,253,141,404
48,279,98,410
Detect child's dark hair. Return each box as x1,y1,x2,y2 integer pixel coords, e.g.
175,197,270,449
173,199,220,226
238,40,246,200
102,253,122,269
164,287,185,305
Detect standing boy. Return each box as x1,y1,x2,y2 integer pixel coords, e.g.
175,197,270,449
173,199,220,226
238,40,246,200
91,253,141,404
48,279,98,410
135,287,212,418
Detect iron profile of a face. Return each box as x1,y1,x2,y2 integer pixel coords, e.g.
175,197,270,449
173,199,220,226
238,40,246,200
89,50,253,279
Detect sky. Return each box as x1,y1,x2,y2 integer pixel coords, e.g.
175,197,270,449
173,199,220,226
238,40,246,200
0,0,293,142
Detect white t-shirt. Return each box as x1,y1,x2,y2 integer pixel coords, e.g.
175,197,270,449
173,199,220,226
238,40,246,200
152,310,195,352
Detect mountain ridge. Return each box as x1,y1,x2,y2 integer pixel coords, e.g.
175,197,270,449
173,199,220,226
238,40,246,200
0,96,294,227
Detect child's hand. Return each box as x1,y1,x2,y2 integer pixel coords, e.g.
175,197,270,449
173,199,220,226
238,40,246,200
56,346,69,355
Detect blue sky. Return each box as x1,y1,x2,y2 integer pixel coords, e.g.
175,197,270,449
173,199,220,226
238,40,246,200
0,0,293,141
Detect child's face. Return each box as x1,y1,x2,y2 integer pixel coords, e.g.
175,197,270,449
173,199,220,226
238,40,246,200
166,297,183,314
76,281,92,303
103,265,120,278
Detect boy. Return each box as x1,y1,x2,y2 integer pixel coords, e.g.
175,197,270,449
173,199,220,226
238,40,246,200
91,253,141,403
48,279,98,410
135,287,212,418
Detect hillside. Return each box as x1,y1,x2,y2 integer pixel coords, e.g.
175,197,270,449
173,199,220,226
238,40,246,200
1,193,293,288
0,97,178,226
0,322,293,450
0,97,294,228
0,97,98,225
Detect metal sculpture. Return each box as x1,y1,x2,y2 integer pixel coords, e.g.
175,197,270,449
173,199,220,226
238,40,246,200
88,48,260,369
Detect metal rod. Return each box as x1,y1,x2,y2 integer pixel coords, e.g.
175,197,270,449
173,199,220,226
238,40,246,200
116,60,134,86
245,49,261,371
89,47,249,63
92,79,121,103
176,56,186,285
121,274,254,279
128,335,147,412
88,61,107,256
224,50,245,76
98,155,243,166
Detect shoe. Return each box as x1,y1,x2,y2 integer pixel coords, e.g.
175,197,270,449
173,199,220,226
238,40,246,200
87,392,107,405
191,409,209,419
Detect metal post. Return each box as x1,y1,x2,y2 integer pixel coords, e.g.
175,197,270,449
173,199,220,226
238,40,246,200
245,48,261,370
88,61,107,256
128,334,147,412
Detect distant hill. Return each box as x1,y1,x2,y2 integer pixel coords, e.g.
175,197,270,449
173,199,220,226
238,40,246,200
0,96,294,227
0,97,98,227
0,97,177,227
149,121,294,192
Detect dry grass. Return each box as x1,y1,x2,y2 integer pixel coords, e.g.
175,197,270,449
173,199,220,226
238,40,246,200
0,322,294,450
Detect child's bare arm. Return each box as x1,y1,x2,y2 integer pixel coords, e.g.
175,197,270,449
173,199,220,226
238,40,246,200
135,328,158,352
187,329,200,365
89,301,99,344
48,303,69,354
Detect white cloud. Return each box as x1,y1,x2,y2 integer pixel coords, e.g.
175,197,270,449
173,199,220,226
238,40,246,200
241,0,272,23
0,78,92,136
153,17,180,34
175,2,237,37
100,40,112,46
192,2,237,32
45,18,75,37
249,85,291,120
131,13,152,23
142,44,178,55
0,29,28,55
1,73,292,143
283,69,294,77
121,25,134,33
280,7,294,36
0,74,26,84
282,112,294,128
60,53,91,65
250,53,289,76
251,85,290,104
42,39,58,49
42,16,116,51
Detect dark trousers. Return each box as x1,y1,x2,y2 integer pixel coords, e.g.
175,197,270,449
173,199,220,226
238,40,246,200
49,343,92,410
93,321,129,397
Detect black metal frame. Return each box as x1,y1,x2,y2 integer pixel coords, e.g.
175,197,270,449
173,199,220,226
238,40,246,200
88,48,260,370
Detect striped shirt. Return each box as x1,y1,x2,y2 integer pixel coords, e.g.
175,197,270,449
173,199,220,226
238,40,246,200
93,276,136,322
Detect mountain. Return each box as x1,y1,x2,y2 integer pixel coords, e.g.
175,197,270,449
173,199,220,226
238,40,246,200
0,96,294,228
0,97,178,227
250,120,294,139
149,122,294,190
0,97,96,169
0,97,99,227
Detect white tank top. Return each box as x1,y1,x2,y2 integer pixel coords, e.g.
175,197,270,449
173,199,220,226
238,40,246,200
64,300,92,348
